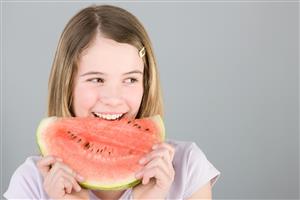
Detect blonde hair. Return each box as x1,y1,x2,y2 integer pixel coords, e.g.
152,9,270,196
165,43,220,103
48,5,163,118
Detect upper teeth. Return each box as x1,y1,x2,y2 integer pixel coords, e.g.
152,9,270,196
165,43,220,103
93,112,123,120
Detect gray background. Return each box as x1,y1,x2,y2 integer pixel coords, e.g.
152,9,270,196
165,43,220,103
2,1,299,199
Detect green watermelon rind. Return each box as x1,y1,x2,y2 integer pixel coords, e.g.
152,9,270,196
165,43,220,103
36,116,58,156
149,115,165,141
80,179,141,191
36,115,165,190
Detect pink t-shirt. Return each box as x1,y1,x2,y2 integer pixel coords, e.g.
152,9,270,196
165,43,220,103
4,140,221,199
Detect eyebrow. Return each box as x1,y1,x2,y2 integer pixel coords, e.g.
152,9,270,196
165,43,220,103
80,71,105,77
123,70,143,75
80,70,143,77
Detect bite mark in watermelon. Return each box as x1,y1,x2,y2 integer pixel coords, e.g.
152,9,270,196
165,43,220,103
36,115,165,190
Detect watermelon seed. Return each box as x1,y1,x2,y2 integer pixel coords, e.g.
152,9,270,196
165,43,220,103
127,120,132,124
145,128,149,131
77,138,82,143
108,151,111,155
96,149,100,153
84,142,90,149
100,149,103,153
138,126,141,129
133,124,138,127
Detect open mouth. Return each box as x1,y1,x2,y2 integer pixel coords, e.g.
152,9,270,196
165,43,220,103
92,112,125,121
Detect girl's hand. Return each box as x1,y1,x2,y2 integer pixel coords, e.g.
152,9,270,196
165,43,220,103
133,143,175,199
37,156,86,199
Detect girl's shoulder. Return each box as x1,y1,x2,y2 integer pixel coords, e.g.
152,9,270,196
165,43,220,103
16,155,42,170
12,155,42,179
166,139,200,151
166,139,209,162
3,155,47,199
165,139,221,199
7,155,42,180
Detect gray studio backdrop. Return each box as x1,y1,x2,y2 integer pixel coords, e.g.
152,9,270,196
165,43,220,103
2,1,299,199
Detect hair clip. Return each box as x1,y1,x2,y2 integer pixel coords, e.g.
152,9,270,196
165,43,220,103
139,47,145,58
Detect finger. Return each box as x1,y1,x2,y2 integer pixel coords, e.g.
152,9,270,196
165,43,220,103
48,162,82,191
75,174,85,183
37,156,57,177
54,161,85,182
153,143,175,160
52,168,81,193
152,145,175,172
56,176,73,194
49,172,68,196
47,162,70,188
136,157,169,178
64,178,73,194
48,161,78,180
141,166,170,186
64,174,82,192
139,148,171,165
136,157,174,181
37,156,62,167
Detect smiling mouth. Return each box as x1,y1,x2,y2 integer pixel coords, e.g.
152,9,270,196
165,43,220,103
92,112,125,120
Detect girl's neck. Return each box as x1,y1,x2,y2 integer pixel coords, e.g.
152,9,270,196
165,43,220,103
91,189,126,200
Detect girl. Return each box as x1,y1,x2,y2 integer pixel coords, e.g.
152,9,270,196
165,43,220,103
4,5,220,199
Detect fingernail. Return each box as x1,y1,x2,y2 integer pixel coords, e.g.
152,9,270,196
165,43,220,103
139,158,145,164
77,174,85,181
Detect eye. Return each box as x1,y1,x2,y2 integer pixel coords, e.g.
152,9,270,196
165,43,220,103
87,78,104,84
124,78,138,84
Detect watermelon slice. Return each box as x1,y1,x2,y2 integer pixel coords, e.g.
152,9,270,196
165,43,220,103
36,115,165,190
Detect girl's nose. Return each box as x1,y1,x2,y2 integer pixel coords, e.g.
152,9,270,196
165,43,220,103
100,96,123,107
99,85,124,107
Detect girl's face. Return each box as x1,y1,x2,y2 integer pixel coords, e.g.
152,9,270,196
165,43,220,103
72,34,144,120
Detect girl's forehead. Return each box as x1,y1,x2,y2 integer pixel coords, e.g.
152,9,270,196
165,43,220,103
78,35,144,73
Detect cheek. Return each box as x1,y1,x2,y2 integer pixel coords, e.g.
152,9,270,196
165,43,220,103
73,85,98,116
123,86,144,112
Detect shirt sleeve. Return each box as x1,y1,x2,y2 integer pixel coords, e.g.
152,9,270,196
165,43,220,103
183,143,221,198
3,157,45,199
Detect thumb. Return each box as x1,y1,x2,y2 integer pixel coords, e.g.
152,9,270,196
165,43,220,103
37,156,59,177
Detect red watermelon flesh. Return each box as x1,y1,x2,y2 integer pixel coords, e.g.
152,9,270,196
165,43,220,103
36,115,165,190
